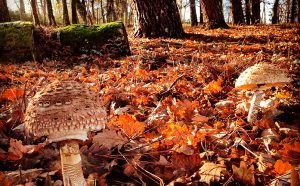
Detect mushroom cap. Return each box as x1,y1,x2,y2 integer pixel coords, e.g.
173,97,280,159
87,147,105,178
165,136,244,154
235,63,291,90
24,80,107,142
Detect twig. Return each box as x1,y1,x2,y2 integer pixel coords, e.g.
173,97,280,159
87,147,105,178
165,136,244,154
158,73,185,100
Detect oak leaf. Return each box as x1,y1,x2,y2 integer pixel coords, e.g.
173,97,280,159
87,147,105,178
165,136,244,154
198,162,226,184
274,160,294,175
232,161,255,185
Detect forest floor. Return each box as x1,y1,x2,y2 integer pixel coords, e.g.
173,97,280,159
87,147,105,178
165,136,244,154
0,25,300,186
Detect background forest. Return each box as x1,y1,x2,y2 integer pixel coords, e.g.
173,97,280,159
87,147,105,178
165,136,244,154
0,0,299,186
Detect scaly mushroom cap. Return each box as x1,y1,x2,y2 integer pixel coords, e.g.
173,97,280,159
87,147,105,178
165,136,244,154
235,63,291,90
24,80,107,142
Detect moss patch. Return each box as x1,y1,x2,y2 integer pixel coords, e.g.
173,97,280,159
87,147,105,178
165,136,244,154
56,21,125,50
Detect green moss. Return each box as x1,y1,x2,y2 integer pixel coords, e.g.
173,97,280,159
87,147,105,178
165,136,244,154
56,21,125,49
0,21,33,50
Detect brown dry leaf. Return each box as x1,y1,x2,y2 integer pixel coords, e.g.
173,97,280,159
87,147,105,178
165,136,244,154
192,114,209,123
232,161,255,185
93,129,127,149
171,153,202,172
198,162,226,184
7,139,27,161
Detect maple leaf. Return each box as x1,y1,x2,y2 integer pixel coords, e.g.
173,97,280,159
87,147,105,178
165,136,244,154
232,161,255,185
109,114,145,137
93,129,127,149
198,162,226,184
1,87,24,101
274,160,294,175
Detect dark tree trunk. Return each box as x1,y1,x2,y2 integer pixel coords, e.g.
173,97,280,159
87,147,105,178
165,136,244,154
46,0,57,26
200,0,229,29
272,0,279,24
291,0,296,23
251,0,260,24
40,0,46,24
190,0,198,26
100,0,106,23
199,0,203,24
245,0,251,24
0,0,10,22
107,0,117,22
91,0,95,19
19,0,26,20
71,0,78,24
31,0,40,25
298,0,300,23
286,0,290,23
132,0,184,38
76,0,88,24
62,0,70,25
121,0,128,25
230,0,244,24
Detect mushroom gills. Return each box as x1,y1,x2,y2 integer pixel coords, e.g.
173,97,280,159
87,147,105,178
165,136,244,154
60,140,87,186
247,90,264,123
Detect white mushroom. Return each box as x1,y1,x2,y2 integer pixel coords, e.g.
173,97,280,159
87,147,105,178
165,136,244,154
235,63,291,123
24,80,107,186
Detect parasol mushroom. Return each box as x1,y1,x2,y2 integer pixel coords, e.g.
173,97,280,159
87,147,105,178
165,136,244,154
24,80,107,186
235,63,291,123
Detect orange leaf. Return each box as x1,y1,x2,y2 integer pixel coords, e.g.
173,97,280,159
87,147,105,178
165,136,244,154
109,114,145,137
204,77,223,95
232,161,255,185
274,160,294,175
1,88,24,101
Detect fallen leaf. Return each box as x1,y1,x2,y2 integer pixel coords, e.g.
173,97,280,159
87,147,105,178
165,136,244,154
93,129,127,149
274,160,294,175
232,161,255,185
198,162,226,184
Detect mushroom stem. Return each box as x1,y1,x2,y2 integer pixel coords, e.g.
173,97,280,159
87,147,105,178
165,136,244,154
247,90,264,123
60,141,86,186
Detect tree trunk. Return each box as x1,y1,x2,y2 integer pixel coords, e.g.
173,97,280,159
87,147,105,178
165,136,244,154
100,0,106,23
230,0,244,24
76,0,87,24
107,0,117,22
286,0,290,23
272,0,279,24
298,0,300,23
46,0,57,26
19,0,26,20
31,0,40,26
199,0,203,24
290,0,296,23
91,0,95,19
200,0,229,29
245,0,251,24
251,0,260,24
62,0,70,25
190,0,198,26
177,0,182,19
40,0,46,24
132,0,184,38
71,0,78,24
0,0,10,22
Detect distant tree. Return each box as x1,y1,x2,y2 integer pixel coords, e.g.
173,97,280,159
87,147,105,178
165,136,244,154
76,0,88,24
132,0,184,38
100,0,106,23
199,0,203,24
46,0,57,26
62,0,70,25
230,0,244,24
290,0,296,23
251,0,260,24
190,0,198,26
245,0,251,24
286,0,290,23
19,0,26,20
272,0,279,23
71,0,78,23
31,0,40,25
298,0,300,23
200,0,229,29
0,0,10,22
120,0,128,25
107,0,117,22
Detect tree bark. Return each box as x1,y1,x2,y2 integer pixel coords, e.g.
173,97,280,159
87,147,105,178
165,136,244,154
100,0,106,23
0,0,10,22
230,0,244,24
251,0,260,24
199,0,203,24
286,0,290,23
71,0,78,24
290,0,296,23
298,0,300,23
46,0,57,26
107,0,117,22
91,0,95,19
245,0,251,24
31,0,40,26
132,0,184,38
272,0,279,24
121,0,128,25
190,0,198,26
76,0,88,24
62,0,70,25
200,0,229,29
